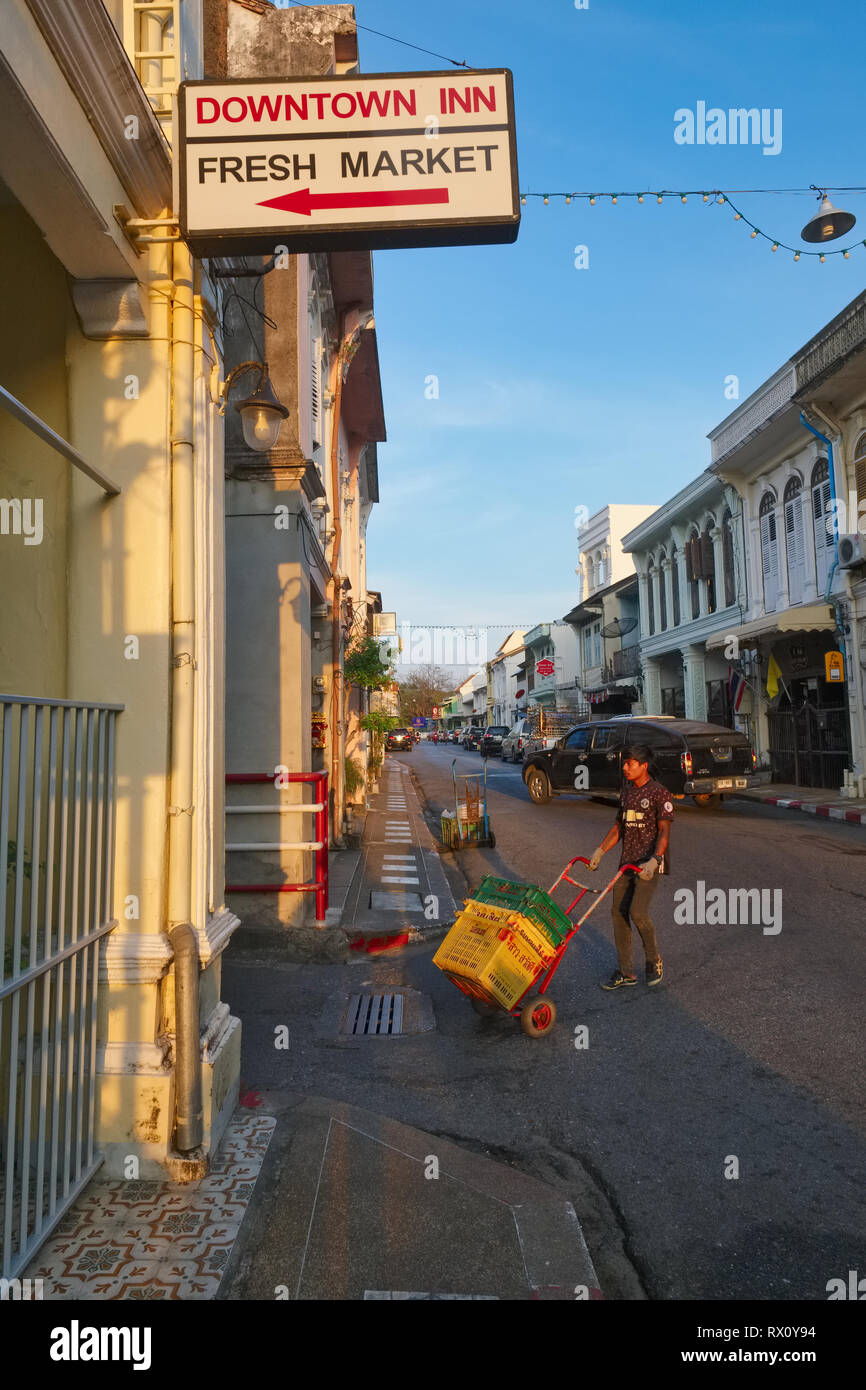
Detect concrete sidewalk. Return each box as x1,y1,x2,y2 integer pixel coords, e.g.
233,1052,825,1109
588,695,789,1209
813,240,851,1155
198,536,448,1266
328,755,457,953
23,1095,600,1301
217,1093,601,1301
734,781,866,825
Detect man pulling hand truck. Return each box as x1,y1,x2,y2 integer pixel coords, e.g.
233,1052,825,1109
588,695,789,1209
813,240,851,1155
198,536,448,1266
589,744,673,990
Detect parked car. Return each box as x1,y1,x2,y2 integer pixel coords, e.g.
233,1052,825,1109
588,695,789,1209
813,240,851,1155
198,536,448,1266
463,726,484,750
386,728,413,752
480,725,509,757
449,729,461,744
521,716,758,808
522,706,585,760
501,718,528,763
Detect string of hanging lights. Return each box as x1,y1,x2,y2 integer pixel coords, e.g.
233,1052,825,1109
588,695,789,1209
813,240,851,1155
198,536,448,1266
518,186,864,259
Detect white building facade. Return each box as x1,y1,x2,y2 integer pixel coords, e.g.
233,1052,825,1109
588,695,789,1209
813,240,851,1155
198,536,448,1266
523,622,581,708
567,504,657,716
622,474,750,732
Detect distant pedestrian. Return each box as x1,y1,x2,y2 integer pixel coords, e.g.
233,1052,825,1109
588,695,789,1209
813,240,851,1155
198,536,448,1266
588,744,673,990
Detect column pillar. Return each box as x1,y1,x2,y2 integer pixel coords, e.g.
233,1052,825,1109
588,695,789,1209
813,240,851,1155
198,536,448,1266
649,566,661,633
662,558,673,631
641,655,663,715
681,643,708,722
637,569,650,636
710,524,724,613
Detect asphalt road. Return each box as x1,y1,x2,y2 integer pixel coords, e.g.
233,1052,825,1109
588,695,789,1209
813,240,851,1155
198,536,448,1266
223,741,866,1301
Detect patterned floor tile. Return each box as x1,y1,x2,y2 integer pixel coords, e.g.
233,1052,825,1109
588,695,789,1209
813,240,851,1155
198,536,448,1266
25,1111,276,1301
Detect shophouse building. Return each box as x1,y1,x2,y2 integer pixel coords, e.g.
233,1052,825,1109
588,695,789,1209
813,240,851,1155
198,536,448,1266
565,504,657,717
0,0,242,1280
523,623,580,708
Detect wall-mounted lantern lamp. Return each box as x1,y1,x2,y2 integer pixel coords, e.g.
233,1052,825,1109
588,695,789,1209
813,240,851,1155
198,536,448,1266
220,361,289,453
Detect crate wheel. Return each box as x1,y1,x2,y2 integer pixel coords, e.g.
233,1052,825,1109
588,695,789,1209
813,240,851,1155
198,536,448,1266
471,996,499,1017
520,996,557,1037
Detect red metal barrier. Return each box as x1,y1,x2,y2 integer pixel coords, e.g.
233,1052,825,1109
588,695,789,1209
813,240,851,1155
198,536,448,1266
225,771,329,923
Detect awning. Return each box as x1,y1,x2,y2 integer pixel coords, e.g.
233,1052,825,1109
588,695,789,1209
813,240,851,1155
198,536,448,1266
705,604,836,651
586,686,638,705
562,601,604,625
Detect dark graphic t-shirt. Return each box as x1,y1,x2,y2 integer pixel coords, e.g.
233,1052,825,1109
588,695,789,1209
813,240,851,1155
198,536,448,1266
618,778,674,874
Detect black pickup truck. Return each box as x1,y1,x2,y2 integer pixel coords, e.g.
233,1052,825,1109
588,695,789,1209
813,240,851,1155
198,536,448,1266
522,716,758,809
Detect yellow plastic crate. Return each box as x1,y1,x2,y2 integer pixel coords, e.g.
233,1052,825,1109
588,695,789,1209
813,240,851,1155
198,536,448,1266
433,899,557,1010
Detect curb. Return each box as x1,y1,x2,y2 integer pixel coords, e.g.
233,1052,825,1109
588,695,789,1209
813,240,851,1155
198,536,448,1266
734,791,866,825
344,918,454,956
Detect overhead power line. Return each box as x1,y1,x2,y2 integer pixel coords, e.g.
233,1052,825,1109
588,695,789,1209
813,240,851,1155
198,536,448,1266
282,1,471,68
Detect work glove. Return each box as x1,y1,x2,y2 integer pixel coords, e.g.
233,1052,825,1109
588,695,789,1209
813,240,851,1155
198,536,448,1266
638,857,659,882
589,847,604,871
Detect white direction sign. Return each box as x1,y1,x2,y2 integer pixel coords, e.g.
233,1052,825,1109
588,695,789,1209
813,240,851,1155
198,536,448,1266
179,69,519,255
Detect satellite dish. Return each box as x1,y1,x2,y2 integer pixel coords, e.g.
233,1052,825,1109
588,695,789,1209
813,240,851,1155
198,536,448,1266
601,616,638,639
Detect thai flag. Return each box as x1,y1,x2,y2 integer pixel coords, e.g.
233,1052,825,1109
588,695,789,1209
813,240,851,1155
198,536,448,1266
728,667,747,713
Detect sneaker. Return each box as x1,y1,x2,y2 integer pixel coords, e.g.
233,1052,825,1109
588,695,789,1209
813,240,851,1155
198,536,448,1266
646,957,664,987
600,971,638,990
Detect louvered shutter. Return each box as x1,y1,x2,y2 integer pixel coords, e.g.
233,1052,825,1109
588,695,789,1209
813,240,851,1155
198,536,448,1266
700,531,715,577
785,494,805,604
812,477,832,591
685,539,696,581
761,508,779,609
311,342,321,446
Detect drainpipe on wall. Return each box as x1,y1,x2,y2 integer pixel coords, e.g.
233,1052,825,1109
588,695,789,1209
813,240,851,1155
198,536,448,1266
167,238,203,1156
327,324,347,849
799,409,866,797
327,308,373,847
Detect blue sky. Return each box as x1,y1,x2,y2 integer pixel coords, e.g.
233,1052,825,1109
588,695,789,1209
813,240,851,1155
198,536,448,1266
288,0,866,667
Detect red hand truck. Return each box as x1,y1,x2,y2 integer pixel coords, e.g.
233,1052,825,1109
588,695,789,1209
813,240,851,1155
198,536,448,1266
453,856,642,1038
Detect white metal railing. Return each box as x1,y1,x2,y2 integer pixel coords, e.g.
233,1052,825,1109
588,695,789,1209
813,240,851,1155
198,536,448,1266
0,696,121,1279
122,0,180,132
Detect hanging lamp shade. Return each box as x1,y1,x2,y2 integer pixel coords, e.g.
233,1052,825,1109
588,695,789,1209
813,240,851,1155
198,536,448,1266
801,195,856,244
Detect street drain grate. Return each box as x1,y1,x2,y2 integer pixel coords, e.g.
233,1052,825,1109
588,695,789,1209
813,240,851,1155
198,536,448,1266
342,993,404,1036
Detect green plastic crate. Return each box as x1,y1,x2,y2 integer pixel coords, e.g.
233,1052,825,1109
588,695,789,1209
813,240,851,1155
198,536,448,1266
471,875,573,946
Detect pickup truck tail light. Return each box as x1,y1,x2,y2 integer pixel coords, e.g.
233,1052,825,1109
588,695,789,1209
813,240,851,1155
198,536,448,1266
681,750,693,776
751,747,757,770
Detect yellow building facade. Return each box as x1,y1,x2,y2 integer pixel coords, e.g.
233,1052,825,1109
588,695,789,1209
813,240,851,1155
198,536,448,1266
0,0,239,1276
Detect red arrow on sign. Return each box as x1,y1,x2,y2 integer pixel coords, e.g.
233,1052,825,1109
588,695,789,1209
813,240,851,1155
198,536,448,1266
257,187,450,217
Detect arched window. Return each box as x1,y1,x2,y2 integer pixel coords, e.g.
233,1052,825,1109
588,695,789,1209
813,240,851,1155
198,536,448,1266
688,528,700,620
658,549,668,630
784,476,805,605
596,550,605,586
722,509,736,608
759,491,780,610
647,558,655,635
670,544,681,625
811,458,833,593
854,431,866,512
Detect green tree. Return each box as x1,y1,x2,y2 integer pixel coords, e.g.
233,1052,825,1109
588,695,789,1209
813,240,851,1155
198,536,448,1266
344,633,393,690
397,664,454,724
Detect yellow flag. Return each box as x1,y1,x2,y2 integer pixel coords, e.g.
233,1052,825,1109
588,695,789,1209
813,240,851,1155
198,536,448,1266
766,652,782,699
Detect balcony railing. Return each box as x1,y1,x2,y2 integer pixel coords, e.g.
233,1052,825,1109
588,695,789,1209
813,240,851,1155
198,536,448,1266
605,647,641,681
